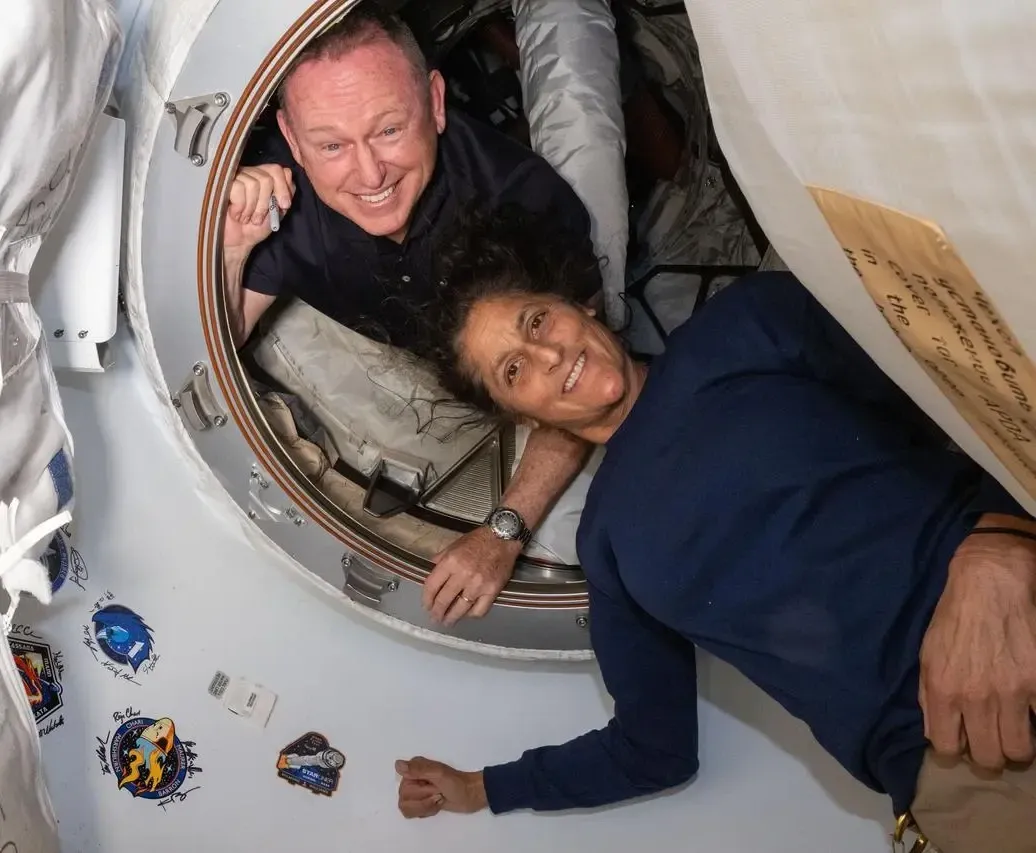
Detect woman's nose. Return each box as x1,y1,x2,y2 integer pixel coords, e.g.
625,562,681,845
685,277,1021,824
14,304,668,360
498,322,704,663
529,341,564,372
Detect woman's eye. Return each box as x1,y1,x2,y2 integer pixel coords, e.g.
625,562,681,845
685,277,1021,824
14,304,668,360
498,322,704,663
505,360,521,385
529,312,546,336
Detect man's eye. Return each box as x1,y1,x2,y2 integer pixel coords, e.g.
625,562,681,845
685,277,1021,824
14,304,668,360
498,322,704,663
505,360,521,385
382,126,398,137
323,143,340,152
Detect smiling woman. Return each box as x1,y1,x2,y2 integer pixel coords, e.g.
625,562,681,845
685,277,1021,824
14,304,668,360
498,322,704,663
418,205,642,438
394,219,1036,851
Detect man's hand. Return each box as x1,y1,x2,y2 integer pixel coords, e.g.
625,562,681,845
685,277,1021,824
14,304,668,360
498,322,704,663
395,757,488,819
920,520,1036,769
224,164,295,254
421,426,589,625
423,527,521,625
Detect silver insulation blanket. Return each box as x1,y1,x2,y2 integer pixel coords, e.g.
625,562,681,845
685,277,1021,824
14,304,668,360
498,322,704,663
513,0,629,327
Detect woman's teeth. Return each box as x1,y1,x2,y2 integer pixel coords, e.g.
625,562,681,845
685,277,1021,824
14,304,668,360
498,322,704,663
359,183,396,204
563,352,586,393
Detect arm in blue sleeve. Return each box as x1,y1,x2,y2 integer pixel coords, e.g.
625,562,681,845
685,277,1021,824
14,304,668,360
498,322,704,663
482,580,700,813
741,272,1030,520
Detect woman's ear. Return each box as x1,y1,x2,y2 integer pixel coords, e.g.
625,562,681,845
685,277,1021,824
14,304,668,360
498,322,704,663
582,290,603,317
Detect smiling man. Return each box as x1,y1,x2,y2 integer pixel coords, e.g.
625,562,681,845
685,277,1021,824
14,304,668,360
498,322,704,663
221,7,596,622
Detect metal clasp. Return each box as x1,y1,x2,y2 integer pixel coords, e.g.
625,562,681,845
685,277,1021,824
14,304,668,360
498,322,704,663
892,814,930,853
246,465,306,527
173,362,228,431
164,92,231,166
341,553,399,608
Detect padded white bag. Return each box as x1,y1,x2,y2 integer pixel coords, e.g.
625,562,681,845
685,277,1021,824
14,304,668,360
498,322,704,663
683,0,1036,513
0,1,121,849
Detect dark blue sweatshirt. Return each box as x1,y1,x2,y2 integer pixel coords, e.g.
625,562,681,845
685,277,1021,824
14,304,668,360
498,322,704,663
482,272,1026,817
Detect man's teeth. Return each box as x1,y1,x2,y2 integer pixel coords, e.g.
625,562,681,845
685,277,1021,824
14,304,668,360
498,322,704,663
359,184,396,203
563,353,586,393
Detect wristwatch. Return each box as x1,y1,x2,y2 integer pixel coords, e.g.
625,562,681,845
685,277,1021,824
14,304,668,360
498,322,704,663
484,506,533,546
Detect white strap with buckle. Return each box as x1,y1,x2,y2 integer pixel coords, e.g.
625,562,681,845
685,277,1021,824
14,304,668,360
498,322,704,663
0,498,71,634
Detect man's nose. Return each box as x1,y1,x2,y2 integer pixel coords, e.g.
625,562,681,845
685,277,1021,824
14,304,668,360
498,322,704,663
354,142,386,189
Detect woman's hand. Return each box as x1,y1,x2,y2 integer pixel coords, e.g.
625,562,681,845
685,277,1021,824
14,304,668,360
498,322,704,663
920,518,1036,769
395,757,488,818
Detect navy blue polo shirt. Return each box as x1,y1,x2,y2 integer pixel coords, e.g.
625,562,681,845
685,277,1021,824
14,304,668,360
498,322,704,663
242,110,594,350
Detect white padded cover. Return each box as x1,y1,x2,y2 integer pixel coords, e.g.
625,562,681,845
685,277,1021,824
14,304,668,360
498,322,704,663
0,0,120,849
685,0,1036,512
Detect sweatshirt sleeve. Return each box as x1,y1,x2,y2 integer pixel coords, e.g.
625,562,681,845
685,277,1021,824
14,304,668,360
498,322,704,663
481,579,700,813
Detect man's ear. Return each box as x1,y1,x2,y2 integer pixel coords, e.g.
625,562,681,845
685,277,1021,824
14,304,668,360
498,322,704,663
276,108,303,164
428,70,447,134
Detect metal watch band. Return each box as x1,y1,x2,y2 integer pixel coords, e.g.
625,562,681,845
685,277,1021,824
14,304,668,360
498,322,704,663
486,506,532,545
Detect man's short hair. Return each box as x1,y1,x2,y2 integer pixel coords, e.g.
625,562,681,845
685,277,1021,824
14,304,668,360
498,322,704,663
277,6,430,114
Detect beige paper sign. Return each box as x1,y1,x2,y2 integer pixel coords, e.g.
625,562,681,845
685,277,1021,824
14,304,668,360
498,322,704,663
808,187,1036,499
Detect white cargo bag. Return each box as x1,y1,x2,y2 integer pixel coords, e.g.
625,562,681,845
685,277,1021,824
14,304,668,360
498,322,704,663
683,0,1036,513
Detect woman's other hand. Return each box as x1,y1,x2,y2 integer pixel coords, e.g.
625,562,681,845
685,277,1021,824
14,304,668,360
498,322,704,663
920,516,1036,770
395,757,488,818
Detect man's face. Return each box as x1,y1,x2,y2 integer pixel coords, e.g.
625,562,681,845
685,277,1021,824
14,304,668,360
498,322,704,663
277,39,446,242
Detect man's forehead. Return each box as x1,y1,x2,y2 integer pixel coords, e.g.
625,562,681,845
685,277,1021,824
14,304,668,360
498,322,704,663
285,41,421,107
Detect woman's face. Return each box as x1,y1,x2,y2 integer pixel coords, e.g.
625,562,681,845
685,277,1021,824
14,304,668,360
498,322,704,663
457,294,635,434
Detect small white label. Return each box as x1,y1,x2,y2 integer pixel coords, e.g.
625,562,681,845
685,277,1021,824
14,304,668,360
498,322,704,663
223,678,277,729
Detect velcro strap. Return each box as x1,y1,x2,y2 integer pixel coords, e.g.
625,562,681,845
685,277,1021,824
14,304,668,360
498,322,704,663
0,272,29,304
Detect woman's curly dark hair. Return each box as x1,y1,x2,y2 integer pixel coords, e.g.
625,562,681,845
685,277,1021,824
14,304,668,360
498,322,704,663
412,202,603,422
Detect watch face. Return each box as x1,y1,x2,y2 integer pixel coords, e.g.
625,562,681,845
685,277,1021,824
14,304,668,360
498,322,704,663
490,509,522,539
